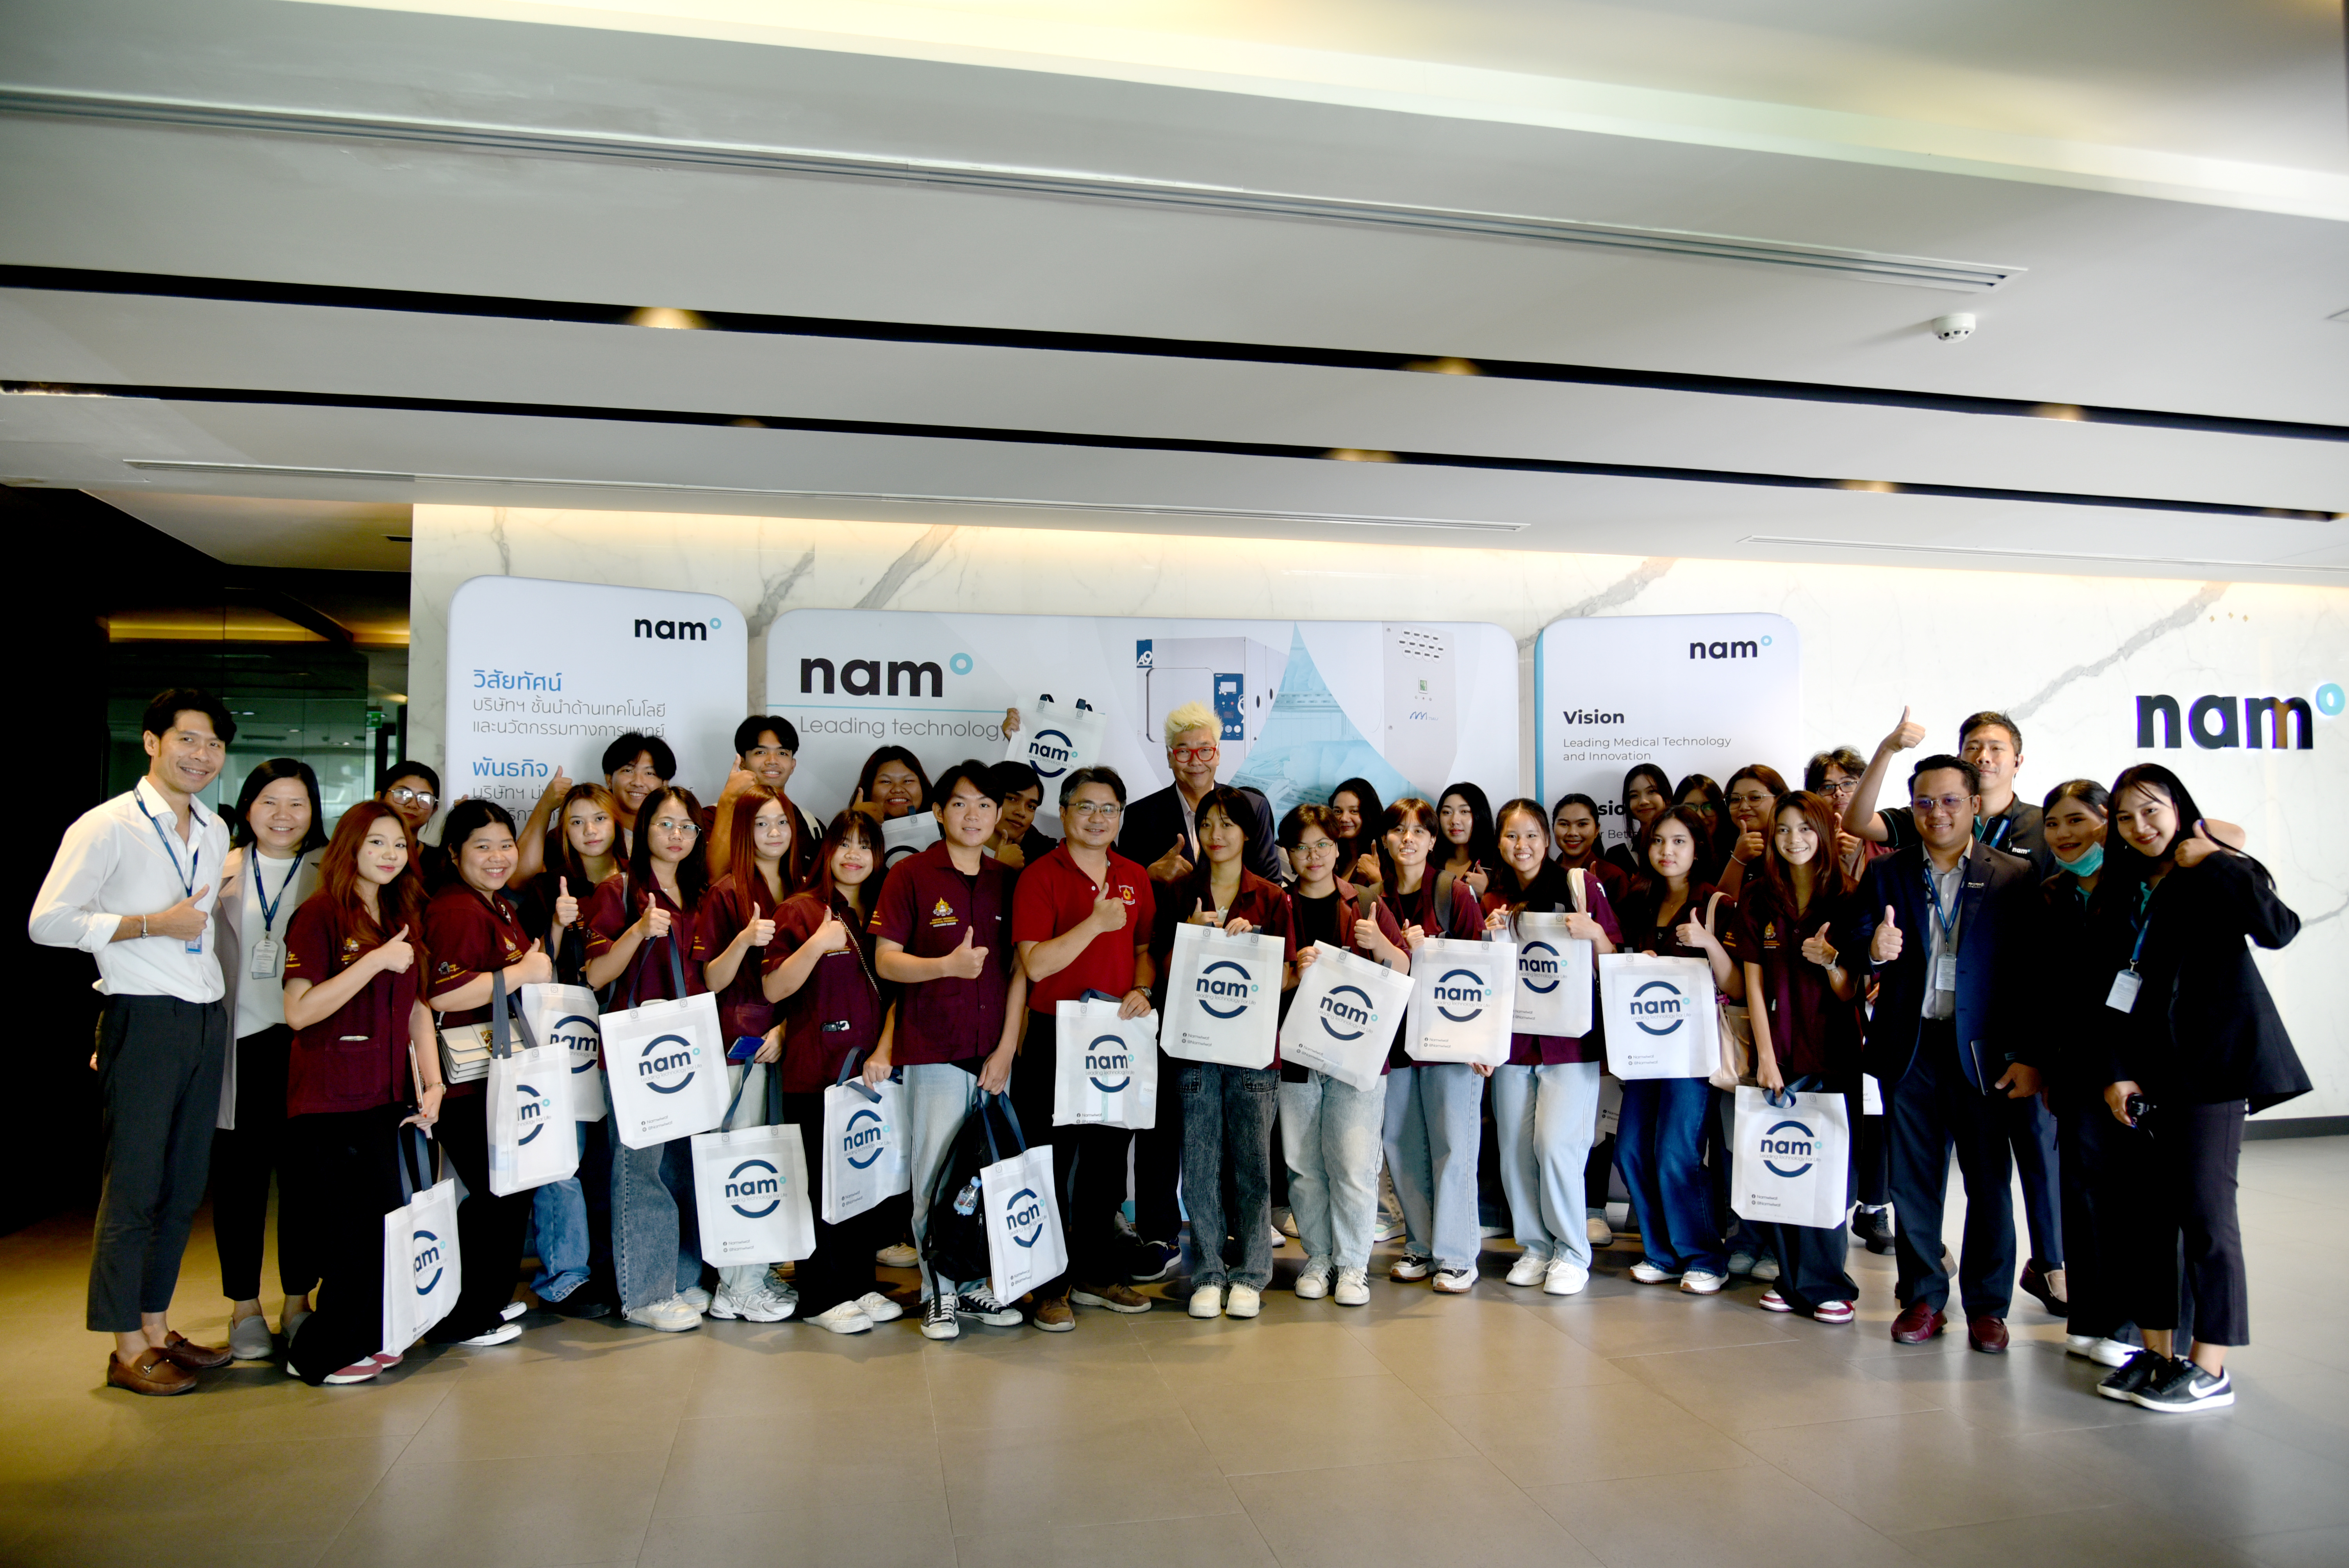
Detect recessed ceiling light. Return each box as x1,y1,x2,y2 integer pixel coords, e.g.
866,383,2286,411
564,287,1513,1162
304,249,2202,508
628,306,705,330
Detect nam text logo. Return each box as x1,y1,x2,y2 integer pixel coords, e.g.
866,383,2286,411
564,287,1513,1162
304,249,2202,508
1630,979,1687,1035
637,1034,697,1094
1195,959,1259,1020
634,615,719,642
1316,985,1376,1041
841,1107,889,1168
724,1158,782,1219
1085,1035,1133,1093
1761,1119,1818,1179
1003,1186,1045,1247
2136,694,2313,751
1520,942,1563,993
1689,636,1768,660
1025,727,1076,777
1432,968,1495,1023
800,656,943,697
515,1084,547,1144
551,1014,601,1073
411,1228,444,1295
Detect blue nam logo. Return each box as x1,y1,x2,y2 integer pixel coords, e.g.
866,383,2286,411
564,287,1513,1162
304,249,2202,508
1195,959,1258,1020
1520,941,1563,994
1761,1119,1818,1179
1316,984,1376,1041
411,1229,444,1295
1026,727,1076,777
841,1107,889,1169
637,1034,696,1094
515,1083,547,1144
1003,1186,1045,1248
1630,979,1687,1036
1085,1034,1132,1094
724,1158,782,1218
549,1014,601,1074
1432,968,1494,1024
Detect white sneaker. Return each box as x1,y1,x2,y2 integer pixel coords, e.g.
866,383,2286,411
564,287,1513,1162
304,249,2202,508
1505,1253,1549,1287
456,1321,523,1347
1226,1283,1262,1318
624,1295,702,1333
676,1286,712,1313
854,1291,905,1324
1629,1260,1679,1285
955,1287,1023,1327
708,1284,795,1322
499,1299,528,1322
1750,1257,1781,1283
1333,1268,1371,1307
806,1302,874,1335
1295,1260,1333,1299
1275,1208,1299,1238
1586,1215,1614,1248
2067,1334,2139,1368
1543,1259,1590,1296
1372,1217,1406,1244
228,1313,273,1362
1432,1267,1478,1294
1269,1225,1286,1249
1679,1270,1726,1295
1389,1253,1433,1282
1478,1223,1510,1239
876,1242,920,1269
921,1293,960,1340
1188,1285,1224,1319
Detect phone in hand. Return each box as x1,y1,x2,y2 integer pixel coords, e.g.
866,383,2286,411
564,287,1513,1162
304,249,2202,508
727,1035,763,1063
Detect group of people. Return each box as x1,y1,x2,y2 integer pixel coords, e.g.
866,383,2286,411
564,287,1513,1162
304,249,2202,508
34,688,2305,1420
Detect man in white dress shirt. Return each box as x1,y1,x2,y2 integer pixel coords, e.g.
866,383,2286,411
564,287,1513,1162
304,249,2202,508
31,689,239,1395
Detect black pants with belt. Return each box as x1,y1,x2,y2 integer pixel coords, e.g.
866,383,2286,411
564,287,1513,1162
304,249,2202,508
2119,1098,2247,1347
1011,1012,1139,1293
284,1103,407,1383
1884,1019,2016,1319
425,1089,532,1342
212,1023,318,1301
89,994,228,1332
780,1090,879,1318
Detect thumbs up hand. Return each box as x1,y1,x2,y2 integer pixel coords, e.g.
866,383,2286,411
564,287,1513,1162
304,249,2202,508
150,884,212,942
1088,882,1129,935
1149,836,1194,884
553,876,579,929
1870,905,1903,964
944,926,989,979
641,903,672,941
1187,897,1226,928
748,915,777,947
2173,819,2228,870
1801,921,1839,969
1884,705,1926,754
378,924,415,974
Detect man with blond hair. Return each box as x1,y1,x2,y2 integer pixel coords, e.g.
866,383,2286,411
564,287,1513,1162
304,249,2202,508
1114,700,1280,884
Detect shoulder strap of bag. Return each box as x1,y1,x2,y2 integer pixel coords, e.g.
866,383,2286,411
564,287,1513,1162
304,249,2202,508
834,1044,883,1102
665,924,688,1000
489,964,512,1059
1705,889,1726,936
398,1123,436,1199
721,1061,765,1128
1569,867,1586,914
1435,867,1456,919
991,1089,1029,1156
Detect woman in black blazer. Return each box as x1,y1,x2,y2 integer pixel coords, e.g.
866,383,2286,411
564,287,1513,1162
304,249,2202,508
2090,764,2307,1415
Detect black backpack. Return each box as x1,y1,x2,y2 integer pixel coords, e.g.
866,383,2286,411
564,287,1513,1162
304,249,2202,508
921,1090,1028,1290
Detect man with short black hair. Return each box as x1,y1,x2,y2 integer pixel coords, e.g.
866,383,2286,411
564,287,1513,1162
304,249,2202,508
708,716,822,866
32,688,240,1395
601,731,675,841
1851,755,2040,1354
1845,709,2051,873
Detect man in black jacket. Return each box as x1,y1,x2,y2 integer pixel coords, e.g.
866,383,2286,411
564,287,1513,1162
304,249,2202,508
1113,700,1280,884
1851,755,2042,1354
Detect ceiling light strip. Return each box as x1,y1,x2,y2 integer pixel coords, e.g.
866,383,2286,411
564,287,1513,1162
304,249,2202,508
118,459,1525,531
1742,534,2349,574
0,86,2019,292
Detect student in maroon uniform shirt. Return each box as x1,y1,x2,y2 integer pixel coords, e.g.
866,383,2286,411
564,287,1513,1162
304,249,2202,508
582,786,715,1334
1550,793,1627,906
1010,766,1158,1331
867,760,1027,1340
422,800,554,1348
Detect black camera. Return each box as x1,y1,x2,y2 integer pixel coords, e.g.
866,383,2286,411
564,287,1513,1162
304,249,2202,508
2125,1093,2154,1121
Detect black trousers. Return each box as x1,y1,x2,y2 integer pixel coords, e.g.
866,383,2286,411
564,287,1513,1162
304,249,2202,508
780,1091,879,1317
1134,1047,1185,1244
1854,1110,1889,1208
1885,1020,2016,1319
1011,1012,1139,1292
1751,1078,1860,1311
426,1090,532,1342
89,994,227,1332
2121,1098,2249,1347
212,1024,317,1301
2001,1090,2064,1267
284,1103,406,1383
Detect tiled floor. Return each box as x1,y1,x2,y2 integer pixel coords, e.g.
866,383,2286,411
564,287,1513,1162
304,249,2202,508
5,1137,2347,1568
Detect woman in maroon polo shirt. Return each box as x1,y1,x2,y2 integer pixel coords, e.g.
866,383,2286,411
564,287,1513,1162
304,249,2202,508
582,786,715,1334
1328,777,1385,891
421,800,554,1348
1550,792,1628,906
280,802,439,1385
1673,774,1735,887
1480,798,1620,1297
766,813,903,1335
1151,787,1296,1320
1434,781,1498,905
1604,764,1672,882
1734,790,1864,1323
1718,764,1789,898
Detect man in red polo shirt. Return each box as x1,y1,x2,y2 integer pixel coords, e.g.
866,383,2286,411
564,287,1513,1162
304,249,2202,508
1010,766,1158,1331
868,760,1026,1340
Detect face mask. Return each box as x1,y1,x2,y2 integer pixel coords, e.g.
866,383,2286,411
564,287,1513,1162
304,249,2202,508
2052,841,2104,878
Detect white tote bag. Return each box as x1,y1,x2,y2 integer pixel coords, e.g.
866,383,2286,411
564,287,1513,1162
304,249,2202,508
1160,921,1284,1069
1280,941,1413,1092
487,1033,578,1196
383,1131,461,1351
1511,872,1597,1037
1405,935,1517,1067
821,1067,912,1224
520,982,606,1121
1003,695,1107,784
692,1111,817,1266
1598,953,1721,1080
1052,996,1160,1129
980,1097,1069,1304
881,811,941,870
1730,1086,1852,1231
601,937,730,1149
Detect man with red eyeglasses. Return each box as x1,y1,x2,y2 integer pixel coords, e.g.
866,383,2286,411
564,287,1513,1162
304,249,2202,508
1114,702,1281,885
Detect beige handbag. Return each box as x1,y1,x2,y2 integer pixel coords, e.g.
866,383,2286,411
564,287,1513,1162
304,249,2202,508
1705,891,1755,1091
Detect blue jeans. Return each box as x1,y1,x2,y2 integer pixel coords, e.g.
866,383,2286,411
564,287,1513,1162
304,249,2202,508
1279,1071,1388,1275
1180,1062,1277,1291
526,1123,593,1303
1381,1062,1484,1272
606,1069,702,1313
1617,1075,1725,1274
902,1062,980,1300
1491,1061,1602,1270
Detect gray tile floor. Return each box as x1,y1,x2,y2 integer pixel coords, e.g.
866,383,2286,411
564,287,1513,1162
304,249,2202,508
4,1137,2346,1568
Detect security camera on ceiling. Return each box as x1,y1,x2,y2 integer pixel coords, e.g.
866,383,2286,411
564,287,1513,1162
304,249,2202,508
1931,313,1977,342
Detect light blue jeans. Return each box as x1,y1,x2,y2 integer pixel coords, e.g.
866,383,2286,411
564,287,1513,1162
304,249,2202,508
716,1063,775,1299
1280,1071,1389,1275
1381,1062,1485,1273
1180,1062,1278,1292
526,1123,592,1303
1491,1061,1603,1271
902,1062,980,1301
610,1130,701,1315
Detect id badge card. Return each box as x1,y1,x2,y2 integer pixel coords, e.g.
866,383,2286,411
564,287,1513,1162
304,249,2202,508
2105,969,2142,1013
1931,954,1957,994
248,935,282,979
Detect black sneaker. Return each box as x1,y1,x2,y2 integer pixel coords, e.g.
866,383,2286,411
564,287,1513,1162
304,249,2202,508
1126,1239,1181,1284
1851,1206,1896,1256
2018,1260,2069,1319
2131,1358,2234,1413
2098,1351,2167,1402
542,1289,614,1320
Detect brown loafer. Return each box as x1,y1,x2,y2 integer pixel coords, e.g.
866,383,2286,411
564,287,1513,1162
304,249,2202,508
107,1348,196,1396
1967,1315,2010,1353
157,1331,232,1371
1890,1302,1947,1344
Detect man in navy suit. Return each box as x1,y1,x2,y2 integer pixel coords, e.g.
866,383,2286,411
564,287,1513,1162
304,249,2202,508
1851,755,2041,1353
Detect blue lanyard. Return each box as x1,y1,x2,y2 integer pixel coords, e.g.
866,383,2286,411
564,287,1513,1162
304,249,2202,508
253,854,295,936
2126,883,2153,971
1921,863,1960,952
1977,812,2012,850
134,796,200,900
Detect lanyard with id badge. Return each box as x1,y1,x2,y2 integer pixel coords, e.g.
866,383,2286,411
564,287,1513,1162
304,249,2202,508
1922,863,1962,999
2107,886,2153,1013
135,796,205,955
247,855,298,980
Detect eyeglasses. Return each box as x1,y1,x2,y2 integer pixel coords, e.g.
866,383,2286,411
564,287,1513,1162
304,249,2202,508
649,818,700,836
1169,744,1221,763
386,787,438,810
1911,794,1972,817
1067,802,1123,820
1820,779,1860,796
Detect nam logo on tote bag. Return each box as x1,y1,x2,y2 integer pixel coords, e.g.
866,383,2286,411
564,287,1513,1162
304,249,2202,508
1160,922,1283,1069
1404,935,1516,1067
1730,1085,1852,1231
1597,954,1720,1079
1279,941,1413,1091
1052,996,1159,1128
520,982,606,1121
